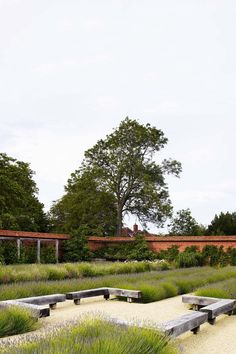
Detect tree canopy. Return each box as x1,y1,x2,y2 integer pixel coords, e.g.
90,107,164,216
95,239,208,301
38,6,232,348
49,171,117,235
207,212,236,235
0,153,48,231
168,209,205,236
63,118,181,235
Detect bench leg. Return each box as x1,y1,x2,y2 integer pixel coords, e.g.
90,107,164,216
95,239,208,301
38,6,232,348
104,294,110,300
49,303,57,310
191,326,200,335
209,318,216,325
127,297,133,303
74,299,81,305
227,310,234,316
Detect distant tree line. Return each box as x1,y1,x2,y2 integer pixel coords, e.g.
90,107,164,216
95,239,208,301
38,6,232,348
168,208,236,236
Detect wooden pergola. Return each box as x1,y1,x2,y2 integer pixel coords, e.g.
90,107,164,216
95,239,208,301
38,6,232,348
0,230,69,263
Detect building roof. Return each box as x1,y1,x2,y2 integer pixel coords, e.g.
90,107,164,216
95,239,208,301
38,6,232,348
0,230,69,240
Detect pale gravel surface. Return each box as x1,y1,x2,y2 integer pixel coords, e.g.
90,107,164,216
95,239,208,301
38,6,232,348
1,295,236,353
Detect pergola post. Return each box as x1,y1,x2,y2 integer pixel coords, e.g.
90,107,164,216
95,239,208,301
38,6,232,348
17,239,21,261
55,239,59,263
37,239,41,263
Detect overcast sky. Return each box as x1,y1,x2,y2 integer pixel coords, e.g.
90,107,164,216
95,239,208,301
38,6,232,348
0,0,236,232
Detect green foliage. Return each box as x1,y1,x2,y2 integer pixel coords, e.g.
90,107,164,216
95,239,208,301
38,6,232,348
168,209,205,236
176,252,200,268
201,245,222,266
0,306,38,338
127,234,157,261
0,153,48,232
49,171,117,235
7,318,178,354
227,247,236,266
0,241,18,265
158,246,180,262
94,234,157,261
207,211,236,235
41,245,56,264
63,228,92,262
76,118,181,235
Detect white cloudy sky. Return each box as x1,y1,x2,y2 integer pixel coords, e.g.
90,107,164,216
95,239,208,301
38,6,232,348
0,0,236,232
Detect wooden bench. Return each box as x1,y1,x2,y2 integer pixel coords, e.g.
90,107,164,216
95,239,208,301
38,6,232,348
66,287,142,305
0,300,50,318
182,295,220,310
107,288,142,303
161,311,208,337
17,294,66,309
66,288,109,305
200,299,236,325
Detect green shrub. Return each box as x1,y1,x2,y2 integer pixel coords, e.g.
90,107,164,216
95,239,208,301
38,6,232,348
63,229,92,262
227,248,236,266
176,252,199,268
159,246,180,263
0,306,39,338
41,246,56,264
128,234,156,261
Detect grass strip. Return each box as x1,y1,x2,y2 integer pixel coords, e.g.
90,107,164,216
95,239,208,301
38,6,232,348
0,261,169,284
1,267,236,303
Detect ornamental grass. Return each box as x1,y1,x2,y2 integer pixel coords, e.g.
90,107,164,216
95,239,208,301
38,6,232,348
2,318,178,354
0,307,39,338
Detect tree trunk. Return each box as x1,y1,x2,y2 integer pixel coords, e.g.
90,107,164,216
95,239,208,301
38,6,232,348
116,205,123,236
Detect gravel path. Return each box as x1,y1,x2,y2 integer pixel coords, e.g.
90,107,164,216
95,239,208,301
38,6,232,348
1,295,236,353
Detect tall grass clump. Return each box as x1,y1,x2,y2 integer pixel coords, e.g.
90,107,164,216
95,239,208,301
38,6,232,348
195,278,236,299
0,307,39,338
5,318,178,354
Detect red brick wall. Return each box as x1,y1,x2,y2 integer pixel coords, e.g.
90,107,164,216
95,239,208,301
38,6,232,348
88,236,236,252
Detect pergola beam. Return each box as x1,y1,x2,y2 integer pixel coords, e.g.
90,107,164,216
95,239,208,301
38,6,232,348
37,239,41,263
55,239,59,263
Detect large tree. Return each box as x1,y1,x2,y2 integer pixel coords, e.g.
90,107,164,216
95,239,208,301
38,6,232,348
78,118,181,235
0,153,48,231
207,212,236,235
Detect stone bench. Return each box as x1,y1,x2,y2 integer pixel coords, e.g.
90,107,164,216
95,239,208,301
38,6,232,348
66,287,142,305
0,300,50,318
17,294,66,309
161,311,208,337
200,299,236,325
